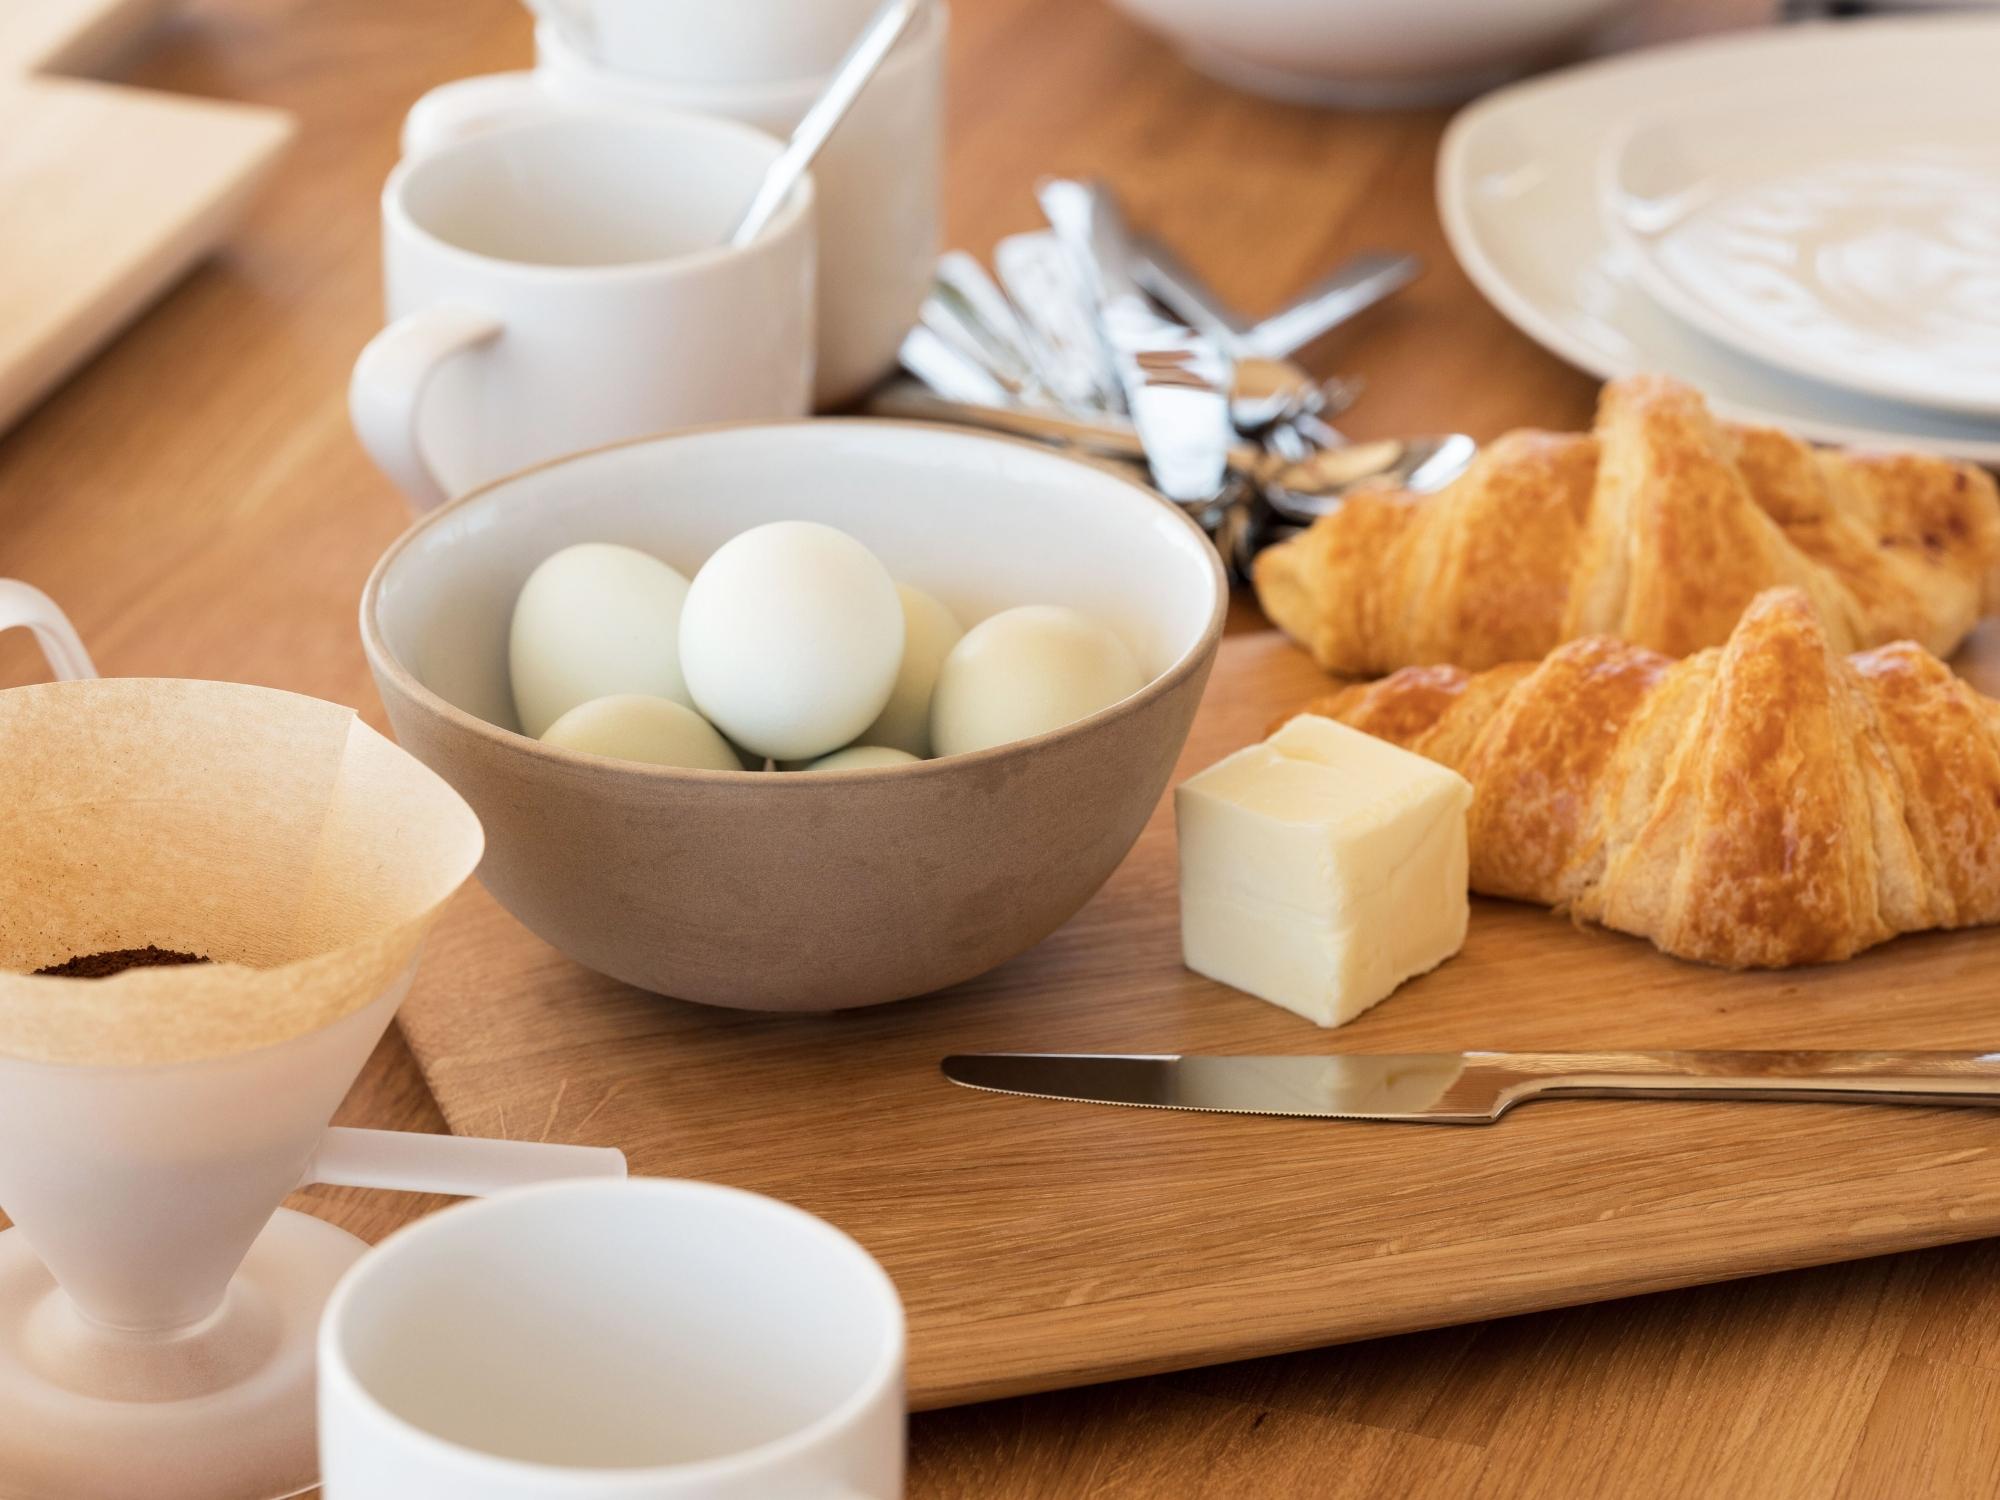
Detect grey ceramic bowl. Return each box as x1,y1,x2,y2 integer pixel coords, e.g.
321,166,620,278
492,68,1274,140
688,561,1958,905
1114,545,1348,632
360,421,1226,1011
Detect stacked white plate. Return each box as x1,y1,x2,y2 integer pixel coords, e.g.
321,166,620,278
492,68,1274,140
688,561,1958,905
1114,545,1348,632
1439,14,2000,462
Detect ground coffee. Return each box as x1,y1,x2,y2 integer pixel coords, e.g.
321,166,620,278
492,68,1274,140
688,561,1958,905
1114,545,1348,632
33,947,212,978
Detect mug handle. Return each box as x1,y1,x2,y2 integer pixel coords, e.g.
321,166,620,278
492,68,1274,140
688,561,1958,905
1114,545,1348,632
349,304,504,513
0,580,97,682
401,71,563,157
302,1127,627,1197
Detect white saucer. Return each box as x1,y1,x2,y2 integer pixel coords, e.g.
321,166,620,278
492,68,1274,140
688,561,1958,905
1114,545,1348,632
0,1209,366,1500
1438,15,2000,462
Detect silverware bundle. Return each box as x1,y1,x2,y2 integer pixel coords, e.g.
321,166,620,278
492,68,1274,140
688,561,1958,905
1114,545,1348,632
868,178,1475,577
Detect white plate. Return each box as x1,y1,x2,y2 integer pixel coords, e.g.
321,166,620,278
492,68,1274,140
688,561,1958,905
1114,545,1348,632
1438,16,2000,463
1606,89,2000,418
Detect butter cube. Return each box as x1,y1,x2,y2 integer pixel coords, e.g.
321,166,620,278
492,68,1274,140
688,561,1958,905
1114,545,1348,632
1175,714,1472,1028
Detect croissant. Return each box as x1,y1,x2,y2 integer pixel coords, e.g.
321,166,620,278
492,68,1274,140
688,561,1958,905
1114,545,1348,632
1255,375,2000,675
1287,588,2000,969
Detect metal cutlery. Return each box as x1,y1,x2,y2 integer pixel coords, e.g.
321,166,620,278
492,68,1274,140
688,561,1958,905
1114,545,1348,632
1134,237,1415,445
1036,178,1235,506
895,327,1013,407
895,187,1445,573
941,1050,2000,1124
993,231,1124,414
873,376,1246,471
867,381,1472,513
1261,432,1475,520
922,251,1051,403
1136,245,1420,363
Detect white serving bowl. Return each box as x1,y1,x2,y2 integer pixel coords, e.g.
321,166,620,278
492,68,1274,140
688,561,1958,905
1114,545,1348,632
1109,0,1636,107
361,421,1226,1012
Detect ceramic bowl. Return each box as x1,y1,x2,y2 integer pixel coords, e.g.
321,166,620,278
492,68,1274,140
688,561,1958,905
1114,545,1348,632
1109,0,1634,107
360,422,1226,1012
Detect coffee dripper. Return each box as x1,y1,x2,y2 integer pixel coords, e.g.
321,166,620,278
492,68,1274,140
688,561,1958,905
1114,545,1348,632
0,586,626,1500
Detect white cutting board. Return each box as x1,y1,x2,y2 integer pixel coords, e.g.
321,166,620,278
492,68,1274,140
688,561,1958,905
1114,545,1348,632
0,0,294,434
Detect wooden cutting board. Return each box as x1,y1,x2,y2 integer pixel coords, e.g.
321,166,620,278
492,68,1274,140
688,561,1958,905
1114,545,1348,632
398,626,2000,1411
0,0,293,434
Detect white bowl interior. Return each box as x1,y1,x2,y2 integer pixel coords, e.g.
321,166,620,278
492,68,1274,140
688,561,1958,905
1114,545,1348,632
373,423,1222,736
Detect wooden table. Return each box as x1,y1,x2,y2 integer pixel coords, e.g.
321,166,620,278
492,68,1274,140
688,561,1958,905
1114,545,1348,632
2,0,1993,1493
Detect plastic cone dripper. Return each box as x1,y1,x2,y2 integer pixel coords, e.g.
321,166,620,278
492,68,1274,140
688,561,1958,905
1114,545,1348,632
0,678,483,1498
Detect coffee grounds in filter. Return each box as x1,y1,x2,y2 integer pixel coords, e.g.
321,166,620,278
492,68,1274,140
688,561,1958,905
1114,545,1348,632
32,947,213,979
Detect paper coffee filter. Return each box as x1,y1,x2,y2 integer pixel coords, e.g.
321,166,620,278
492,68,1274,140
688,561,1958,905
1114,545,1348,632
0,679,484,1066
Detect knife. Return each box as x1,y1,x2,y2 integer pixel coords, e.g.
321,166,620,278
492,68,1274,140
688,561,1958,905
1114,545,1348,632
1132,241,1420,363
939,1051,2000,1124
1036,178,1234,506
992,231,1124,415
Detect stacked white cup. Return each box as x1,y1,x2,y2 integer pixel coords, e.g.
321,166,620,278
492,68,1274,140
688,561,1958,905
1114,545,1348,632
405,0,945,411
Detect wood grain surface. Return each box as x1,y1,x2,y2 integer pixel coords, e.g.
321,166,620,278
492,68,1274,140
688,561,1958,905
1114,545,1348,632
0,0,293,434
399,624,2000,1410
2,0,1993,1495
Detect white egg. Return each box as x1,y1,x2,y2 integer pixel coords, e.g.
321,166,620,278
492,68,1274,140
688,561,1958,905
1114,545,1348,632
538,694,742,771
678,521,904,761
510,543,691,739
930,605,1146,757
855,584,962,758
795,745,920,772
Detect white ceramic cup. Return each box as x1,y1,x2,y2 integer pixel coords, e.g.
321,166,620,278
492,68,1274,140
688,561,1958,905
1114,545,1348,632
351,110,815,511
400,2,944,409
525,0,885,86
317,1178,906,1499
0,579,96,681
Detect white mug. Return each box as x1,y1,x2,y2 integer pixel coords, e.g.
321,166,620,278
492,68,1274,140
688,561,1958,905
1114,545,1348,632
401,2,944,410
351,110,815,511
525,0,885,87
317,1178,906,1499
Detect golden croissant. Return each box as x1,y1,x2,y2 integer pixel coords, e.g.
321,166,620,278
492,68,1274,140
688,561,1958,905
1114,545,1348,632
1255,375,2000,675
1289,588,2000,969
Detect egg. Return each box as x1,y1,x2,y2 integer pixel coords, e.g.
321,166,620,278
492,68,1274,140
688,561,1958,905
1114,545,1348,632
538,694,742,771
795,745,921,772
854,584,962,758
678,521,904,761
510,543,691,739
930,605,1145,757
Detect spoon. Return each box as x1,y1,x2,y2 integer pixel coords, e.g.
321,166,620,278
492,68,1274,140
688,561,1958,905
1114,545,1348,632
1261,433,1477,522
730,0,925,247
1135,237,1413,443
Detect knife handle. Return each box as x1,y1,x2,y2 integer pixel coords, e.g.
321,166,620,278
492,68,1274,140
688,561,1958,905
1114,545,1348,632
1482,1050,2000,1110
1036,177,1143,305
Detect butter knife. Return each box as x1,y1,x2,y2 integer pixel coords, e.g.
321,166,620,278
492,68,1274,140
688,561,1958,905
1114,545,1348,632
1036,178,1234,505
940,1051,2000,1124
